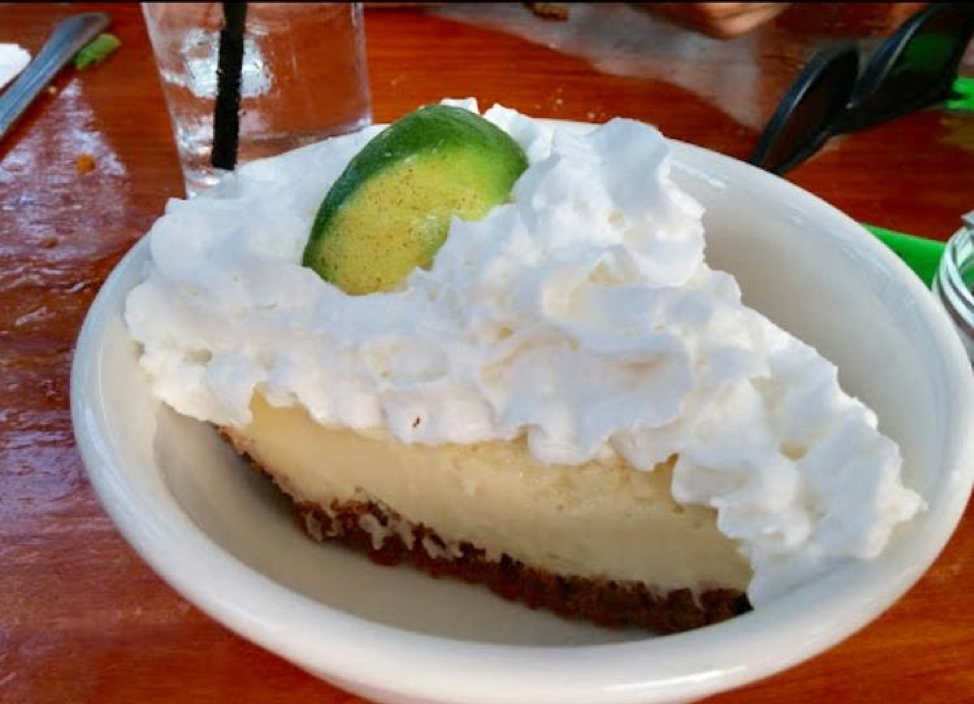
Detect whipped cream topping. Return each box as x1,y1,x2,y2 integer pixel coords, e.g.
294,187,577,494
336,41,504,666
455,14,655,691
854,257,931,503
125,99,922,605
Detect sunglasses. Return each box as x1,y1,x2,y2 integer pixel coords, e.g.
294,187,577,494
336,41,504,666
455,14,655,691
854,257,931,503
749,3,974,175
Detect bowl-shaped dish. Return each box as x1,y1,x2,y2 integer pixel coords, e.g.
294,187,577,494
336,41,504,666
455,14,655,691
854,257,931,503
71,121,974,704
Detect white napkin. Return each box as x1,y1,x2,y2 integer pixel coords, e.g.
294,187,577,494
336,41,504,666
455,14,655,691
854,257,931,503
0,44,31,91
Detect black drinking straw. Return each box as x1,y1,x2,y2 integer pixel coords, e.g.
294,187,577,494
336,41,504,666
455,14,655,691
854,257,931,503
211,2,248,170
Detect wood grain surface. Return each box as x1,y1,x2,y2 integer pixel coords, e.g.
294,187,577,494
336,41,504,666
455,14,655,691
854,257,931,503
1,3,972,703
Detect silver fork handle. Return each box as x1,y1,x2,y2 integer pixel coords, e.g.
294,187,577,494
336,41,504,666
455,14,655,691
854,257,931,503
0,12,110,142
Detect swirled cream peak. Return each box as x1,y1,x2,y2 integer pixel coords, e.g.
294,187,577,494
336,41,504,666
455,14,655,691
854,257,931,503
125,100,922,604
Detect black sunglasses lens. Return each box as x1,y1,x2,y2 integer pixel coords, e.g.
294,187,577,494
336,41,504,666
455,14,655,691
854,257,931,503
847,5,974,126
750,48,858,174
760,77,836,173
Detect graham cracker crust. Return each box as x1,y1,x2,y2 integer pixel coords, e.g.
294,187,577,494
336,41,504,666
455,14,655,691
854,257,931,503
296,498,750,633
222,430,751,633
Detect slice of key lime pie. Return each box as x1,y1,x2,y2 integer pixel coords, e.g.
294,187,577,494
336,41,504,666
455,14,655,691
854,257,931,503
125,99,922,632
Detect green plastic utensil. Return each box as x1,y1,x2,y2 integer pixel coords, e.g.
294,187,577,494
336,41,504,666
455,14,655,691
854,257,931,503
863,223,946,287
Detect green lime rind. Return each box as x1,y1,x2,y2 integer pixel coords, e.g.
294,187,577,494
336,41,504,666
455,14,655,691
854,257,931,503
302,105,528,295
74,33,121,70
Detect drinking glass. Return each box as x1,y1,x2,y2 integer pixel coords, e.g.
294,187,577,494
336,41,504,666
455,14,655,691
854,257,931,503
143,3,371,196
934,216,974,363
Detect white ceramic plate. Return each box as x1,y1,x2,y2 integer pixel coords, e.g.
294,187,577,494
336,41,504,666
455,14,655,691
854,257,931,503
72,124,974,704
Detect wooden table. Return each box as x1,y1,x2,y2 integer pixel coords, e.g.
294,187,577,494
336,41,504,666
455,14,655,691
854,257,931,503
2,3,972,702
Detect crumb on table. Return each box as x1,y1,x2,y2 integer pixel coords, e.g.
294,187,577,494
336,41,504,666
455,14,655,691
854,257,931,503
75,153,96,175
527,3,569,20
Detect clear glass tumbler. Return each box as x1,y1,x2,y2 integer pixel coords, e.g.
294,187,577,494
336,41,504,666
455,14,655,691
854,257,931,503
933,217,974,363
142,3,371,196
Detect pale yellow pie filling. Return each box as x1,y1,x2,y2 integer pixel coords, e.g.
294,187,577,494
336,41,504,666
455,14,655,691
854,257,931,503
223,394,752,594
